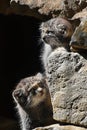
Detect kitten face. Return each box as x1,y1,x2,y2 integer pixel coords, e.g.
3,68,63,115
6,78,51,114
12,78,49,110
40,17,73,49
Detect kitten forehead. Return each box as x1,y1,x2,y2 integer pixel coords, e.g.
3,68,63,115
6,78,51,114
28,82,41,91
16,73,43,89
41,17,72,31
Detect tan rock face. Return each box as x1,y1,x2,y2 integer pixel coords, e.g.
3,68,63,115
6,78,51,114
9,0,87,18
10,0,63,15
33,124,86,130
10,0,87,18
72,8,87,20
70,18,87,52
46,48,87,127
0,0,86,19
0,0,87,20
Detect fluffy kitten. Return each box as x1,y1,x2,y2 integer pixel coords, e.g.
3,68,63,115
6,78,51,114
12,73,55,130
40,17,73,69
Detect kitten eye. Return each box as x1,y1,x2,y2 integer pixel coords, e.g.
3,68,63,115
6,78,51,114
31,87,43,95
31,88,36,95
59,28,66,34
58,25,67,35
36,87,43,94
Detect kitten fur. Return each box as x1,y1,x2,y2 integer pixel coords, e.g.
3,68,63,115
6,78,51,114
12,73,55,130
40,17,73,69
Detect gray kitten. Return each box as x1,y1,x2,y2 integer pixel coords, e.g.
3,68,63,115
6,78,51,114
40,17,73,68
12,73,56,130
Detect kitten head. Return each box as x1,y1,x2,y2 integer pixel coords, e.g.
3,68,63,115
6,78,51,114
12,73,50,111
40,17,73,49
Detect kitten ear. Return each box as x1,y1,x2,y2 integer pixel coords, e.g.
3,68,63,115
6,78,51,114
12,89,23,101
36,73,43,79
40,77,48,89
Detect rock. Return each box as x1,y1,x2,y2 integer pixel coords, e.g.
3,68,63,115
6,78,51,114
10,0,63,19
61,0,87,18
70,17,87,52
9,0,87,19
72,8,87,20
1,0,87,19
33,124,86,130
46,47,87,127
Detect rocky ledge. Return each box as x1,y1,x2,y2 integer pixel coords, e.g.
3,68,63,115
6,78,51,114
33,124,86,130
46,47,87,128
1,0,87,20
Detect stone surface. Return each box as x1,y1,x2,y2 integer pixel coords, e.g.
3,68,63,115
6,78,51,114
46,47,87,127
33,124,86,130
0,0,85,19
70,17,87,51
72,8,87,20
10,0,87,18
10,0,63,19
1,0,87,19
